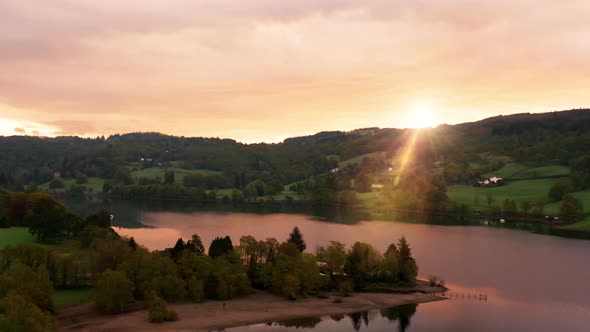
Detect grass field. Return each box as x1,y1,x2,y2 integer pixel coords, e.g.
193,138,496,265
131,167,221,185
510,165,570,180
39,177,105,193
52,289,94,309
448,178,556,211
0,227,36,248
483,163,529,179
544,190,590,215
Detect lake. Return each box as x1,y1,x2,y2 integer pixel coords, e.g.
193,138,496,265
67,198,590,331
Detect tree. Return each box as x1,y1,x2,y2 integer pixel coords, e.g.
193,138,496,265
128,237,138,250
548,179,573,202
164,171,175,185
0,293,56,332
25,193,69,242
287,226,306,252
520,200,532,216
560,194,584,223
171,238,186,259
95,270,133,314
86,211,112,228
0,263,54,313
384,243,399,257
397,236,412,261
186,234,205,255
316,241,346,275
502,199,518,217
208,236,234,258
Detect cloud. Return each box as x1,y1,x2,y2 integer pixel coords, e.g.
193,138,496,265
0,1,589,141
13,127,26,133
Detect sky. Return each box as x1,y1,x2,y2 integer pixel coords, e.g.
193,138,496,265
1,1,589,143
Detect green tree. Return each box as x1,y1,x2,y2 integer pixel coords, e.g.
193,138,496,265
0,293,56,332
316,241,346,275
548,179,573,202
287,226,306,252
0,263,54,312
560,194,584,223
25,192,68,242
397,236,412,261
95,270,133,314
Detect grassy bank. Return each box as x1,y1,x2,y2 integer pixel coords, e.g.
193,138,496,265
0,227,36,248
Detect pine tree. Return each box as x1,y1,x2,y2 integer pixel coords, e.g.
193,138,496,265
287,226,306,252
397,236,412,260
172,238,186,258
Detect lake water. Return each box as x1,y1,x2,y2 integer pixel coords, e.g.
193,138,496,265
67,199,590,331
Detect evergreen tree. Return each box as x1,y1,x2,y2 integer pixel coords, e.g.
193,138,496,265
171,238,186,258
287,226,306,252
208,236,233,257
128,237,138,250
397,236,412,261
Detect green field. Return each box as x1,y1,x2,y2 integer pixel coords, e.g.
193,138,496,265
39,177,105,193
561,216,590,232
483,163,528,178
544,190,590,215
52,289,94,309
448,178,556,211
0,227,37,248
130,167,221,184
510,165,570,180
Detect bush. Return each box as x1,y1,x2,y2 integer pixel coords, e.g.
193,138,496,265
152,276,186,302
338,280,354,297
148,297,178,323
428,275,445,287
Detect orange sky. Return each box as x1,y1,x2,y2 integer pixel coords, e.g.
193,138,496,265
1,1,589,143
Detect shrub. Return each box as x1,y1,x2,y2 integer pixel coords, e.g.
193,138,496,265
148,297,178,323
338,280,354,297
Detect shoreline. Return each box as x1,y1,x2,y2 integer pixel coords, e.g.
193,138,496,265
59,291,445,332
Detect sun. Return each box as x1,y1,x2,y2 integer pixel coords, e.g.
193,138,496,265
407,104,437,128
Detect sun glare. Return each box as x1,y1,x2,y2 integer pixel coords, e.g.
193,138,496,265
407,104,437,128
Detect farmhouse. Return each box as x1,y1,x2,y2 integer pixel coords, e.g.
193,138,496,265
477,176,503,186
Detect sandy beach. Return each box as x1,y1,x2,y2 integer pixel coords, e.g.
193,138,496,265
59,291,444,332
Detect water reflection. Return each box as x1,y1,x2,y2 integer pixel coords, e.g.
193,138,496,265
230,304,418,332
63,197,590,240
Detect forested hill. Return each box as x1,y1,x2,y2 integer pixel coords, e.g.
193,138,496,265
0,109,589,196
